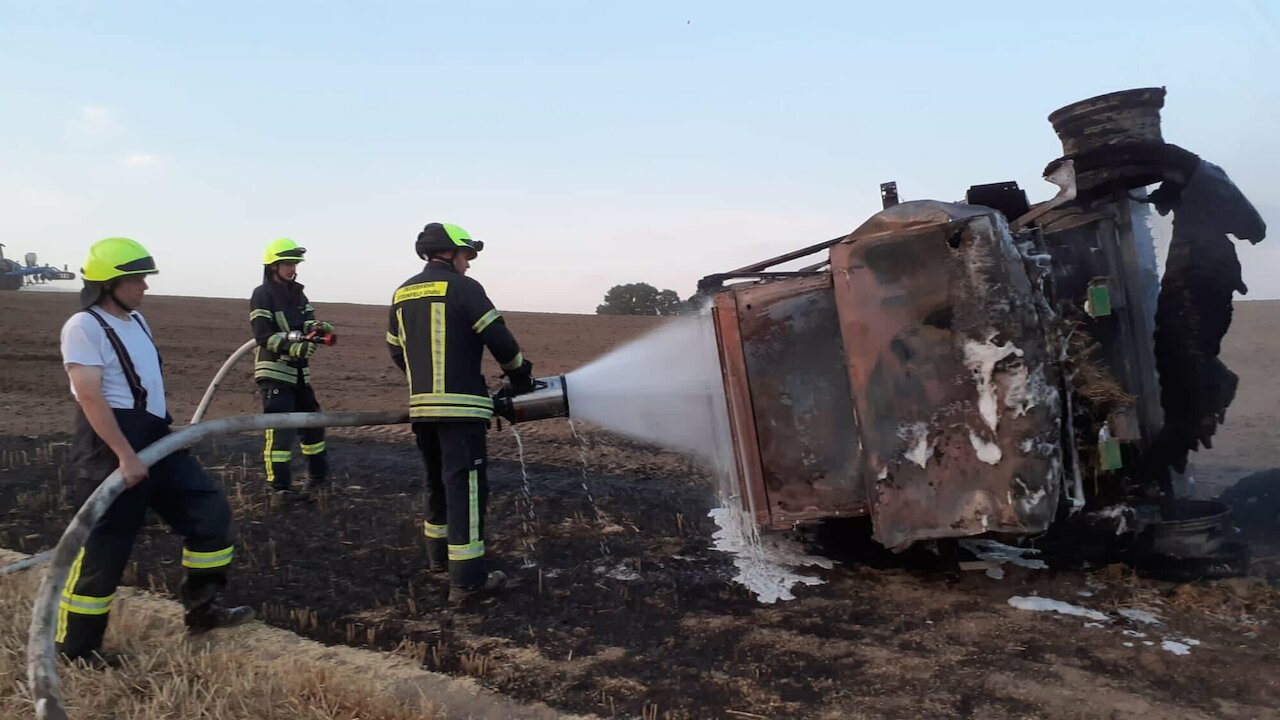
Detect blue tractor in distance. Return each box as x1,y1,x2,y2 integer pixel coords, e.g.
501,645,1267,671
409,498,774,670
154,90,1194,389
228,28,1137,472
0,243,76,291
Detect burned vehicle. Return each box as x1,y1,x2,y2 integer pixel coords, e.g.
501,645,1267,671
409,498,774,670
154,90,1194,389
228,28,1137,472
698,88,1268,571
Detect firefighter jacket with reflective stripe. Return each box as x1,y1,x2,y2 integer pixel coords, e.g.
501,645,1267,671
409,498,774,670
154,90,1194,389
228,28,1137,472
249,280,316,385
387,262,523,421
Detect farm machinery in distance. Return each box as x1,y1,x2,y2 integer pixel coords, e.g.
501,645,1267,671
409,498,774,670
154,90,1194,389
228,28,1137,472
0,243,76,291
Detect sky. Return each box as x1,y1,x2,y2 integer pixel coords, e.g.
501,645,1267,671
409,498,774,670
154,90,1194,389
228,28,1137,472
2,1,1278,314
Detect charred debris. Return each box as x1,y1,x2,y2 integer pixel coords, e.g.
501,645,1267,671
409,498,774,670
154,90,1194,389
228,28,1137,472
698,88,1267,579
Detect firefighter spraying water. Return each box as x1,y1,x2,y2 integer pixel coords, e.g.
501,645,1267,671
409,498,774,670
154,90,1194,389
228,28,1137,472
23,87,1270,719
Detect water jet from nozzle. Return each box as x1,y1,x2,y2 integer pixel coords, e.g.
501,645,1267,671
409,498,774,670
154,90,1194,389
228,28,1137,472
563,313,731,464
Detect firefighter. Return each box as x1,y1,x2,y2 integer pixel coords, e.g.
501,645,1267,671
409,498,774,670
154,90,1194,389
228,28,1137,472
387,222,534,603
58,237,254,666
250,238,334,502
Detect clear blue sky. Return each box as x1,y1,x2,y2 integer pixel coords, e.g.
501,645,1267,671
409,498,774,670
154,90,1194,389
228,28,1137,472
2,1,1277,313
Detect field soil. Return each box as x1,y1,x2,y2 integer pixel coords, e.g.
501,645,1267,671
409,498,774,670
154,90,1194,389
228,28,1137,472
2,290,1279,719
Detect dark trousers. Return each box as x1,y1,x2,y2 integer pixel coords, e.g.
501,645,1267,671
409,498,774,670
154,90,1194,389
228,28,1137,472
413,421,489,589
60,409,236,660
260,380,328,490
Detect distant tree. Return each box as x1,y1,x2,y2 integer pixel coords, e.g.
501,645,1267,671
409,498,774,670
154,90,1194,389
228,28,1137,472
597,282,686,316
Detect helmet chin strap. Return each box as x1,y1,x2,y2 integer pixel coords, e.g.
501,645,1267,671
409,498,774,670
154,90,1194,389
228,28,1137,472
106,283,135,313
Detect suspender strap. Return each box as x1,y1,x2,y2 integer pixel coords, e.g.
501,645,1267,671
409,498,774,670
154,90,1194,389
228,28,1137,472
81,308,149,411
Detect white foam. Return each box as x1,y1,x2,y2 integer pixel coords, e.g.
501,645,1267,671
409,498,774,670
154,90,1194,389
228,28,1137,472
969,431,1003,465
962,336,1023,432
959,539,1047,570
1161,640,1193,656
1007,596,1108,622
567,307,826,604
899,422,931,468
1119,609,1163,626
709,507,831,604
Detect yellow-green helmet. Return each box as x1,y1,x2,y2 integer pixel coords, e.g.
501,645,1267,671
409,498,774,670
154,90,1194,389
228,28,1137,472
416,222,484,260
81,237,158,282
263,238,306,265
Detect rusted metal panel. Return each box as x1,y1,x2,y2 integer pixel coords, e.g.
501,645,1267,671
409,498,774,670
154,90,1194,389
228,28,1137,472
830,201,1063,550
712,292,772,529
731,274,865,528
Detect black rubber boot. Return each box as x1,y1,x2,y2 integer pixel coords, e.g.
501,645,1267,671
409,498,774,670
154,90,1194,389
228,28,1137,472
273,487,312,504
426,539,448,574
448,571,507,605
62,650,126,671
185,602,256,634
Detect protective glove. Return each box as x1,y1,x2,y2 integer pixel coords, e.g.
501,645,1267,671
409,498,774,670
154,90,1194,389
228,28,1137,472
287,340,318,360
304,320,334,334
504,359,535,395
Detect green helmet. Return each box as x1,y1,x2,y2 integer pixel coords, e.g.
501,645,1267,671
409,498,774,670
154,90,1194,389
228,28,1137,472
263,238,306,265
416,222,484,260
81,237,158,282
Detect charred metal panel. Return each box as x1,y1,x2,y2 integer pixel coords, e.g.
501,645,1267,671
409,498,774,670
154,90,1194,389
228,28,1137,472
732,274,865,527
1043,208,1161,445
712,293,772,530
830,202,1063,550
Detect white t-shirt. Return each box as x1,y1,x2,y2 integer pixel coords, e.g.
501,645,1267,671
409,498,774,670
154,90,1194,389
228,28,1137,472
60,310,168,420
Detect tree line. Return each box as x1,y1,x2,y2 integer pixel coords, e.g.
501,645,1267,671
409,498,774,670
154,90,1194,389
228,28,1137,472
595,282,701,316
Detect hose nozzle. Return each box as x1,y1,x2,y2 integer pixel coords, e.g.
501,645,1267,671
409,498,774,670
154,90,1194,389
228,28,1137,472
492,375,569,424
285,330,337,346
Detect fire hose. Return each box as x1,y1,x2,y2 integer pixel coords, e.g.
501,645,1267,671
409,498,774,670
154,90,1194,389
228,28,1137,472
3,332,563,575
191,330,336,425
21,326,567,719
27,409,408,720
2,332,336,579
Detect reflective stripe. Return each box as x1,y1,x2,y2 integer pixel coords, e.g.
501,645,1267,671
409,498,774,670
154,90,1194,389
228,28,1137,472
183,546,234,570
386,331,402,347
255,361,300,384
500,352,525,372
471,309,501,334
57,547,88,642
423,521,448,539
468,469,479,545
448,541,485,561
394,281,449,304
264,430,277,482
409,393,494,409
300,441,325,456
274,311,290,332
304,304,314,313
250,309,274,321
409,406,493,420
267,451,292,462
397,308,413,389
430,303,446,393
60,593,114,616
255,368,296,383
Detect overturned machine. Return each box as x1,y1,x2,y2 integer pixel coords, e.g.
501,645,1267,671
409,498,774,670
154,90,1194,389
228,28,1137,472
697,88,1267,566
